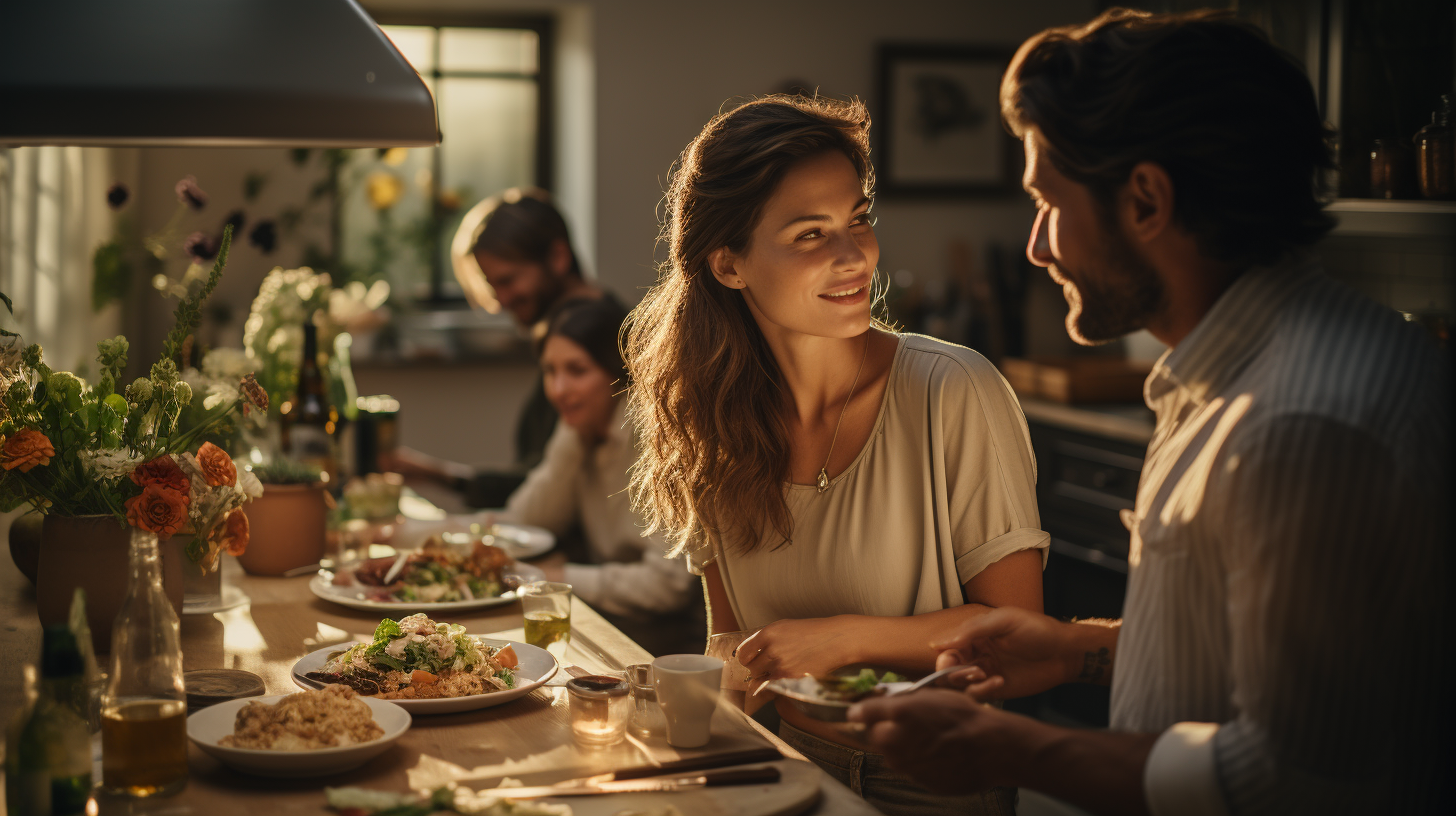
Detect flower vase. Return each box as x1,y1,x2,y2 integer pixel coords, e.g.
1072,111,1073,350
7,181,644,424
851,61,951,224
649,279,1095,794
178,537,224,613
36,514,185,655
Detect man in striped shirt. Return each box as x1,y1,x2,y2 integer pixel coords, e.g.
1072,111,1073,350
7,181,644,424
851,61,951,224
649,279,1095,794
852,8,1449,816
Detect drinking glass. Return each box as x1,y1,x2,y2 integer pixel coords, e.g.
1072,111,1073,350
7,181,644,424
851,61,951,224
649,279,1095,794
704,630,755,692
520,581,572,661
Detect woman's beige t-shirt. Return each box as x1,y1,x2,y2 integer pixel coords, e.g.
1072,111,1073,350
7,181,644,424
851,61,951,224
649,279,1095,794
689,334,1049,632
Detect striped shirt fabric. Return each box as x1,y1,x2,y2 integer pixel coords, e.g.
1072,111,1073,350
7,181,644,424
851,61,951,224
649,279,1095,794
1110,256,1451,815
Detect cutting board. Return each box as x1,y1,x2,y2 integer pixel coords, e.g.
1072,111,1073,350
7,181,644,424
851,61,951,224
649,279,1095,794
480,759,821,816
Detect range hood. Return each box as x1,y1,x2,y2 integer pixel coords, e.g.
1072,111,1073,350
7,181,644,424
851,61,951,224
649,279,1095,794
0,0,438,147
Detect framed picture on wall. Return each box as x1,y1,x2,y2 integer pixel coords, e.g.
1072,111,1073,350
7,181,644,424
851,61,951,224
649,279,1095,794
875,44,1021,197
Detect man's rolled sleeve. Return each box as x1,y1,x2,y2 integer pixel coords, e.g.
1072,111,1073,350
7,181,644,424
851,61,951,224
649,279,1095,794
1145,722,1231,816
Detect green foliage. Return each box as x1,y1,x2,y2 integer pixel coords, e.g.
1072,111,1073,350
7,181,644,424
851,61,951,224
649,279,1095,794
0,225,260,523
250,458,323,485
161,224,232,366
91,240,132,312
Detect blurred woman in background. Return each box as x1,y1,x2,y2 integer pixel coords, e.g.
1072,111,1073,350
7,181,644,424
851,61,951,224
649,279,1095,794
501,297,701,653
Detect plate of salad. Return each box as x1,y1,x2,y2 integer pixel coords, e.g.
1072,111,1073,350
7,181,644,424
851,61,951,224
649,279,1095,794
767,668,907,722
311,537,545,612
291,614,558,714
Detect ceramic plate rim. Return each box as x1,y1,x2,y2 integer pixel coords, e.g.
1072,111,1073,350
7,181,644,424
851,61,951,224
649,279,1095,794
289,638,558,713
187,694,410,774
308,558,544,613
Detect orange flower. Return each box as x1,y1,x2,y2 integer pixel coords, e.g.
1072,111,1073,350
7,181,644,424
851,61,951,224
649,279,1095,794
218,509,249,556
1,428,56,473
130,456,190,495
196,442,236,487
125,484,190,536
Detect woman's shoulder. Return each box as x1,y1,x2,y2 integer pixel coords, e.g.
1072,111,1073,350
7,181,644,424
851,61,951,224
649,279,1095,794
887,333,1024,425
894,333,1006,390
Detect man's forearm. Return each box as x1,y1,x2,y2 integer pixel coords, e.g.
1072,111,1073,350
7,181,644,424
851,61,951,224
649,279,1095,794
1018,720,1156,816
1063,618,1122,687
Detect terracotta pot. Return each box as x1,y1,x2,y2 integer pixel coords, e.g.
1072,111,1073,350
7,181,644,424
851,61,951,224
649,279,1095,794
36,514,185,655
237,483,328,576
8,510,45,583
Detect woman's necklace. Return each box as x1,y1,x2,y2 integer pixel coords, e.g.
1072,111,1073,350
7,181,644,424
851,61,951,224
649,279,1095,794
817,332,871,494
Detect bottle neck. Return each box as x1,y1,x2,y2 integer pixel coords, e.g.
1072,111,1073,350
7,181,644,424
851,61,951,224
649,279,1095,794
128,530,163,586
302,322,319,365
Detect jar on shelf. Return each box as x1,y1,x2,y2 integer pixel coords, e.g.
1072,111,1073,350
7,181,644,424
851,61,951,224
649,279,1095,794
1370,138,1416,199
1412,94,1454,200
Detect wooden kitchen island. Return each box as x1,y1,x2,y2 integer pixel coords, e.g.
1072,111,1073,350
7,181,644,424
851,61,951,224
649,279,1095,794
0,543,880,816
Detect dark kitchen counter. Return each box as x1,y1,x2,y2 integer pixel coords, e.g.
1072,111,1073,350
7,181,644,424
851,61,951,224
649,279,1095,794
1018,397,1155,445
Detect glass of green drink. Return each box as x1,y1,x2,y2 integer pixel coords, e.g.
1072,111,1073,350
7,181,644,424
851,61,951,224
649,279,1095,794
520,581,572,660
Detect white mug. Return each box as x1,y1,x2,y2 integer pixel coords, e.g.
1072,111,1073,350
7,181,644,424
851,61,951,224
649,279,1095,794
651,654,723,748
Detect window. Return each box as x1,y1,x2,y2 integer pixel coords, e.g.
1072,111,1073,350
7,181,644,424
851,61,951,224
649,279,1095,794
340,16,553,304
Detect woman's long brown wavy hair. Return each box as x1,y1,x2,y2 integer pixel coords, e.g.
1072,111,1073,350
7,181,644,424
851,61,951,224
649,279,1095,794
624,95,875,557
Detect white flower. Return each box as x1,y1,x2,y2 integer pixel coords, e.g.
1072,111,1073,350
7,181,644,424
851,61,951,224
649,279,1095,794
236,467,263,500
79,449,145,480
201,347,254,381
202,382,240,410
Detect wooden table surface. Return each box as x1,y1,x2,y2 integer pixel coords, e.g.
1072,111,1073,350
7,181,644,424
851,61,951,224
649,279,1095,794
0,525,880,816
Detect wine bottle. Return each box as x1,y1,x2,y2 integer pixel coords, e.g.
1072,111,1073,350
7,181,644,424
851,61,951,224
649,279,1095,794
6,627,95,815
100,529,187,798
280,320,338,484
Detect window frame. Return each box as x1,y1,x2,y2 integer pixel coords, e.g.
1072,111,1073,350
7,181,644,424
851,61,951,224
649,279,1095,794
368,11,555,306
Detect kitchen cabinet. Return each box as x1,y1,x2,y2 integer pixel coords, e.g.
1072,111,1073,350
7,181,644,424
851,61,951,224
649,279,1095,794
1009,400,1152,727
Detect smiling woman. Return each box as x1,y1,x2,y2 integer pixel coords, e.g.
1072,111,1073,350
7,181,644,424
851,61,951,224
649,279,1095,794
625,95,1049,816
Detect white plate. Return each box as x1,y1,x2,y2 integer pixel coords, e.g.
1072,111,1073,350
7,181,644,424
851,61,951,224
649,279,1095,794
309,560,545,613
290,639,558,714
187,693,410,777
484,522,555,560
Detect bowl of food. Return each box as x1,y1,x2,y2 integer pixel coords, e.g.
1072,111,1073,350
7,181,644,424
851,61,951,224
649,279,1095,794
291,613,558,714
767,668,908,722
187,685,410,777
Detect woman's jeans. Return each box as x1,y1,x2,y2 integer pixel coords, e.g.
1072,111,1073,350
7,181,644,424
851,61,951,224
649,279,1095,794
779,719,1018,816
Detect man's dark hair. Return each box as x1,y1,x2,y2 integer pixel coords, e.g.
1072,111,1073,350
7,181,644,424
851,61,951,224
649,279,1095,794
471,187,582,279
1002,7,1337,267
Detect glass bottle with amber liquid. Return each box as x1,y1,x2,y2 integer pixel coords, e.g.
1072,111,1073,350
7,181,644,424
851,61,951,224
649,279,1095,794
280,320,339,484
6,627,93,815
100,529,187,798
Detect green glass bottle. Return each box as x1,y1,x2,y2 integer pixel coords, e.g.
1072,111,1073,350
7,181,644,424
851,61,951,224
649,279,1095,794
5,626,95,815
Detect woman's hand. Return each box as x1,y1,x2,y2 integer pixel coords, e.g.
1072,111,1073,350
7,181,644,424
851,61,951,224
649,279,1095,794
736,616,858,683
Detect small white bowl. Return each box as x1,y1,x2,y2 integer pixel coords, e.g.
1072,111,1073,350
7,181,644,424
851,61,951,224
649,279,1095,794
188,694,410,777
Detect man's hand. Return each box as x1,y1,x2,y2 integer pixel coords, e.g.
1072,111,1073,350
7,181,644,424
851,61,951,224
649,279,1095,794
851,688,1158,815
736,617,856,683
847,689,1037,793
931,606,1101,699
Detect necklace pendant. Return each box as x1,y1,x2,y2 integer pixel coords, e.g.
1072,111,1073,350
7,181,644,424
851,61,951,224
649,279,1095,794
816,468,830,493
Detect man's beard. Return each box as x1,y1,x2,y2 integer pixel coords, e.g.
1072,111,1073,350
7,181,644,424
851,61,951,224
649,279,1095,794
1056,227,1164,346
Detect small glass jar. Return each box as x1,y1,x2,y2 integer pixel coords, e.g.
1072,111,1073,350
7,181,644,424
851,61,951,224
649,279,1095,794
566,675,630,747
626,664,666,738
1370,138,1415,199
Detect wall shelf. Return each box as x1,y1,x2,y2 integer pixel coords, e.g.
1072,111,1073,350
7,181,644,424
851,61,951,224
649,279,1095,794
1328,198,1456,238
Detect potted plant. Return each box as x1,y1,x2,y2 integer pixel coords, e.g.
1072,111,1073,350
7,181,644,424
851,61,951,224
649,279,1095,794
236,459,328,576
0,227,268,651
